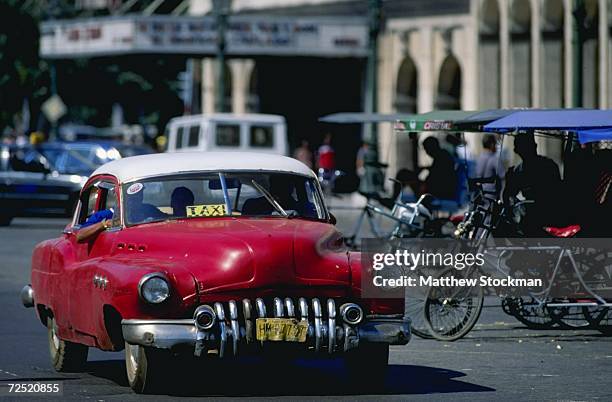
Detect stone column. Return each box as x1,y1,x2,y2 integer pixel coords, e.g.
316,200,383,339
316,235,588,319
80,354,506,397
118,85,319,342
598,0,608,108
417,27,435,113
563,0,573,107
377,31,401,182
229,60,245,114
201,58,216,114
530,0,541,107
499,0,511,107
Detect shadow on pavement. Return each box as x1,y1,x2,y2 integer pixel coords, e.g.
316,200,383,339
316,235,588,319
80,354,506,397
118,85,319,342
86,358,495,397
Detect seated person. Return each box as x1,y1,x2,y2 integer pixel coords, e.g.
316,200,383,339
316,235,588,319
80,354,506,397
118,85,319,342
503,133,563,236
125,184,167,224
171,186,195,218
77,208,113,242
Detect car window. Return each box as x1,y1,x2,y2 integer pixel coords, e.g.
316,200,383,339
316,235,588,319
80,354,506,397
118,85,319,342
101,185,121,227
78,187,99,224
215,124,240,147
175,126,185,149
39,147,96,174
249,125,274,148
8,148,49,173
187,125,200,147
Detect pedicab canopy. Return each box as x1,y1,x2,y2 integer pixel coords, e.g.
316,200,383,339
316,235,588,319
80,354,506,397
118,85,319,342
318,112,416,124
482,109,612,144
394,110,477,132
393,109,612,144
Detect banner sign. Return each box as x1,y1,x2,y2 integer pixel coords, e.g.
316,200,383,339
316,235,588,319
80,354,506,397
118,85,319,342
40,16,368,58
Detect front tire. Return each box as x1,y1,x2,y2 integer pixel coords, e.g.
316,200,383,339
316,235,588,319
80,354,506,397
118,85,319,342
125,342,170,394
47,317,88,372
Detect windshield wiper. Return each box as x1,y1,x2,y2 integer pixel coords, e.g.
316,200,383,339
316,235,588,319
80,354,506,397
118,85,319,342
250,180,288,217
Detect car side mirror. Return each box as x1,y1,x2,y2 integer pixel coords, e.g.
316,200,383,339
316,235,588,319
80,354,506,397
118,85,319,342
62,225,74,236
329,213,337,225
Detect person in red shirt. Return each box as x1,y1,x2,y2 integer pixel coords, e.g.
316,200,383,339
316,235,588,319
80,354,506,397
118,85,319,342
317,133,336,171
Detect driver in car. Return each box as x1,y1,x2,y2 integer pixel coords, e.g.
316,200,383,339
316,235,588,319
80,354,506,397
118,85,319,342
170,187,195,218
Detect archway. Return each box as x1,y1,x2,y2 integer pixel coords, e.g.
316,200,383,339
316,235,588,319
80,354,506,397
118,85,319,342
394,55,418,170
510,0,531,106
541,0,564,107
435,54,462,110
582,0,599,108
394,56,418,113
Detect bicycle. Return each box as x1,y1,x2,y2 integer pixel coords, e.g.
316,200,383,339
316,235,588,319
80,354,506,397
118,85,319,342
421,178,612,340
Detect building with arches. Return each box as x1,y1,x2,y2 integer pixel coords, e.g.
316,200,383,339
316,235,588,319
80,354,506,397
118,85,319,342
39,0,612,176
186,0,612,174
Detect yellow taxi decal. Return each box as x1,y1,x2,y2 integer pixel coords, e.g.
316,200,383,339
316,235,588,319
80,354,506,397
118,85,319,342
186,204,227,217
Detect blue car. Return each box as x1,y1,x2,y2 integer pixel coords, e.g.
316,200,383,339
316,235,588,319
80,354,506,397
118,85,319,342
0,141,153,225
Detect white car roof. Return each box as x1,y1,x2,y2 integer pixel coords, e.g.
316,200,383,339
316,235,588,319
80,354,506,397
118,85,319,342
92,152,315,183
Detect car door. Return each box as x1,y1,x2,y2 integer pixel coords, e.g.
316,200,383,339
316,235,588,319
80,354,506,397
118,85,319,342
0,146,50,215
67,179,120,337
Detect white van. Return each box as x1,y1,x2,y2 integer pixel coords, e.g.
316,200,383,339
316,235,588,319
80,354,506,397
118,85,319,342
165,114,288,155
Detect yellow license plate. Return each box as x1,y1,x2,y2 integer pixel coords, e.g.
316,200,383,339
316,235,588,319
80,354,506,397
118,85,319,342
255,318,308,342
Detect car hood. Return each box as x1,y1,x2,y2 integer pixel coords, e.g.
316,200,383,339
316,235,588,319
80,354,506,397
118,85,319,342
114,218,350,295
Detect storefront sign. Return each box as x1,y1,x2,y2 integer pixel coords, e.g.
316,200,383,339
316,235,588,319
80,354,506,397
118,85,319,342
40,16,368,58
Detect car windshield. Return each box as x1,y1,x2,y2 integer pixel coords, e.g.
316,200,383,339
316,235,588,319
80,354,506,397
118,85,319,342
122,172,327,226
39,147,99,175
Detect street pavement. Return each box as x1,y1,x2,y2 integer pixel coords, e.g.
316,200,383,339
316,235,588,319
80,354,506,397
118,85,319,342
0,216,611,401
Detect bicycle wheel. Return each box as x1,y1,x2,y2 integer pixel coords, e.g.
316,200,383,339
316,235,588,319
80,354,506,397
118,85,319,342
405,294,433,339
548,305,593,329
507,297,555,330
423,268,485,341
582,306,612,335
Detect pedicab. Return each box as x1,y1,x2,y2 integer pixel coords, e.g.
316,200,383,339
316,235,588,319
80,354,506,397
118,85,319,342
318,112,456,249
395,109,612,340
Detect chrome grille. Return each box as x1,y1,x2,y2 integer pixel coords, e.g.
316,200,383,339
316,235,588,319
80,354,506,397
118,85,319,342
193,297,361,358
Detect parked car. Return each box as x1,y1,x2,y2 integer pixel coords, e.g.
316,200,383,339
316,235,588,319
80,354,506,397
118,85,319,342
21,152,410,393
166,113,288,155
0,143,88,224
0,141,153,225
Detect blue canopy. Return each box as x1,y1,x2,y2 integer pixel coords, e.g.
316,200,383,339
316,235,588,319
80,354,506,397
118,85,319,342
577,128,612,144
484,109,612,132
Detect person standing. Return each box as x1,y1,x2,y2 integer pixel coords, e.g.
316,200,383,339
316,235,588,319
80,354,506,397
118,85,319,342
317,133,336,172
474,134,504,194
293,139,313,169
422,136,457,200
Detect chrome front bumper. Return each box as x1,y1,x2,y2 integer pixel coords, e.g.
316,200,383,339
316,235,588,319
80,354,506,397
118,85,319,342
122,298,410,357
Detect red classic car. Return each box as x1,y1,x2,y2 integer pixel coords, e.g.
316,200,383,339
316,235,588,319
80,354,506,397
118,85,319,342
21,152,410,393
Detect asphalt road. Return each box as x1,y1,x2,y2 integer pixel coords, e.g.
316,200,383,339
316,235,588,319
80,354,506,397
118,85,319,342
1,217,611,401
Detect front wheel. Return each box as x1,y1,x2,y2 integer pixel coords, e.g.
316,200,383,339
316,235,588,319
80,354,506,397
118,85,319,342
344,344,389,388
125,343,171,394
47,317,88,372
423,268,484,341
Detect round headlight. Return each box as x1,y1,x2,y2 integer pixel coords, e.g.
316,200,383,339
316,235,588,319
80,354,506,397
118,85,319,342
139,274,170,304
